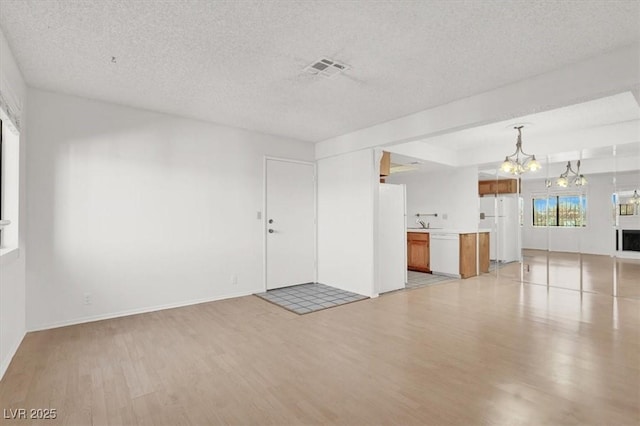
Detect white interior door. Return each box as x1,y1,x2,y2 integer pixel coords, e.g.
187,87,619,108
265,158,316,290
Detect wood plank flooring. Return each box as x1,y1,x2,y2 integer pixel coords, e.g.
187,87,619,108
520,249,640,298
1,271,638,425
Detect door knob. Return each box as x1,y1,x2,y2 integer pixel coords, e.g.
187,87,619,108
268,229,274,233
268,219,274,224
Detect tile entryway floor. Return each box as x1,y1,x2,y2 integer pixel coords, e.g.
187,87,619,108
255,283,368,314
406,271,456,289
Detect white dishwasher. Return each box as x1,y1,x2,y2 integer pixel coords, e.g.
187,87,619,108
430,233,460,277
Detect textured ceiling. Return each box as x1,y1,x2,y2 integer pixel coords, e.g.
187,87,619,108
1,0,639,142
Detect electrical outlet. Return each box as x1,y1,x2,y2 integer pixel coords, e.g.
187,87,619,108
83,293,91,305
442,213,448,220
231,274,238,285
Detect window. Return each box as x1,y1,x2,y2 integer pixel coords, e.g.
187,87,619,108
533,197,556,226
0,115,19,251
533,195,586,227
0,118,3,242
0,117,3,216
619,203,635,216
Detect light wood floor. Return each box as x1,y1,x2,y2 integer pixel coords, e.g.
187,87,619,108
517,250,640,298
1,273,638,425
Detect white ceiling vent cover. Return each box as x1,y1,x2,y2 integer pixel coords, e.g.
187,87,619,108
304,58,350,78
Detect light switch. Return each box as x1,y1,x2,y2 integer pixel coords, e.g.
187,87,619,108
257,211,262,219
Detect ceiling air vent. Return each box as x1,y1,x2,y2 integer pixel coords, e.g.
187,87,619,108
304,58,350,78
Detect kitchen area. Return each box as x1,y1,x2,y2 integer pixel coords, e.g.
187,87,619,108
406,225,490,279
378,151,495,293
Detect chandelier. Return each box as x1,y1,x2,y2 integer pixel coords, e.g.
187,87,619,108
500,126,541,175
630,189,640,205
556,160,587,187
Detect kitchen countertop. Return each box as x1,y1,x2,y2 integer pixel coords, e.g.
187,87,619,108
407,228,491,234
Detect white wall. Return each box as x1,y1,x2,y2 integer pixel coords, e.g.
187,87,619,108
387,166,479,230
26,89,313,330
522,171,640,255
317,149,376,297
0,27,27,380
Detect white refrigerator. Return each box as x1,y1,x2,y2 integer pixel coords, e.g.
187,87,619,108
479,195,521,263
378,183,407,293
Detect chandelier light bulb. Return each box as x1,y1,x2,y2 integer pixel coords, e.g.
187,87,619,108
527,156,541,171
501,158,513,173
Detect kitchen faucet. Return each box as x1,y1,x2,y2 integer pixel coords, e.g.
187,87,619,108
416,219,430,229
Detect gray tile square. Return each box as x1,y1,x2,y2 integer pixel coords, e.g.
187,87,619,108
305,305,323,311
280,295,297,301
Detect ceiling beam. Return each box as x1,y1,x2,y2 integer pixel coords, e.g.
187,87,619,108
315,43,640,159
457,119,640,167
384,141,459,167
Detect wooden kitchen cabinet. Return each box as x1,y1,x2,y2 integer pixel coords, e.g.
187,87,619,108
407,232,430,272
497,179,518,194
478,179,518,196
458,232,490,278
479,232,490,273
380,151,391,177
478,180,493,196
459,233,477,279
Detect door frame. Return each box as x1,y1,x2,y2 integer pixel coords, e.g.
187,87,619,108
263,156,317,292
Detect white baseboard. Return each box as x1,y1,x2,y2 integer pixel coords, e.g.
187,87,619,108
616,251,640,260
27,290,256,332
0,330,26,382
